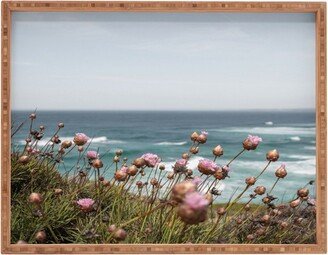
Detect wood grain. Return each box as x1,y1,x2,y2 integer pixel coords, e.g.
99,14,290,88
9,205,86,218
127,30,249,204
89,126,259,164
1,1,326,254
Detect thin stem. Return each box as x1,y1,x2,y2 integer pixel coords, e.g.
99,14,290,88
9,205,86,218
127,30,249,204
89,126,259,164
268,177,280,195
226,149,245,167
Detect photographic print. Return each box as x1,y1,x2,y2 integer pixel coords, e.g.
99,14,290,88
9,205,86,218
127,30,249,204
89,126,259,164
2,2,326,253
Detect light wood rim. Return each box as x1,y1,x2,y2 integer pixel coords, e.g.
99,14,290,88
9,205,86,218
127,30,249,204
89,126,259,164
1,1,326,253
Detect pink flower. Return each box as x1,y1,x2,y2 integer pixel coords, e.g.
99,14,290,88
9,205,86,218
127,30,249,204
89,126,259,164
73,133,89,146
198,159,219,175
86,151,98,160
242,135,262,150
176,159,187,167
247,135,262,145
141,153,161,167
184,192,209,210
173,158,188,173
192,176,202,186
121,166,128,173
201,131,208,137
76,198,94,213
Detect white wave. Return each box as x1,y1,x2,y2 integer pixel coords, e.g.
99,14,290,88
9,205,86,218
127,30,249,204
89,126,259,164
304,146,316,151
155,141,187,146
290,136,301,142
91,137,125,144
265,121,273,126
18,136,125,146
212,126,315,135
286,154,314,160
232,158,315,175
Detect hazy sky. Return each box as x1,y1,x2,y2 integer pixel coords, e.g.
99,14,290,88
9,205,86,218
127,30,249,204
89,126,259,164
11,12,315,111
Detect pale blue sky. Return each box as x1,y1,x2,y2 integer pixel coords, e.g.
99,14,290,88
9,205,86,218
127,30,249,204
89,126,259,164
11,12,315,111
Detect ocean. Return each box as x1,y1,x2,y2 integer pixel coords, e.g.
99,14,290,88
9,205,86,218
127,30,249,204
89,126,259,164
11,110,316,203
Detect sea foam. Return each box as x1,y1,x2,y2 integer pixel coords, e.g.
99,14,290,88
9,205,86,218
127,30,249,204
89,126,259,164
155,141,187,146
211,126,315,135
18,136,125,146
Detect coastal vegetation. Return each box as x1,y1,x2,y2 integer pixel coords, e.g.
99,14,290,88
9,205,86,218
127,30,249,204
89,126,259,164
11,113,316,244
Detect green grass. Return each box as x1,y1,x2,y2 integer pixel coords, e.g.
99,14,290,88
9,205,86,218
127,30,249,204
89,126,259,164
11,154,316,244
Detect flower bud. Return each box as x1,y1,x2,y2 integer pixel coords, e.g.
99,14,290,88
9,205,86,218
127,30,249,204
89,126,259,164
29,113,36,120
39,125,45,131
54,188,63,195
92,159,103,169
297,188,309,198
212,145,223,157
115,149,123,156
187,169,193,176
108,224,116,233
295,217,303,225
245,177,256,186
290,199,301,208
18,155,30,165
16,240,28,244
214,169,225,180
136,181,143,188
189,147,199,155
182,153,189,160
244,204,251,211
217,207,226,216
114,170,127,181
61,140,72,149
78,146,84,152
98,176,104,182
262,196,271,204
177,203,207,225
280,221,288,229
171,181,196,203
275,164,287,178
35,230,46,243
254,186,266,195
261,214,270,223
73,133,89,146
255,227,265,236
133,158,146,168
272,209,281,216
102,180,110,187
127,165,138,176
114,228,127,241
29,193,43,204
159,164,165,170
190,132,199,141
197,134,207,144
150,178,158,186
266,149,279,162
247,234,254,241
167,172,174,180
58,122,64,128
113,155,120,163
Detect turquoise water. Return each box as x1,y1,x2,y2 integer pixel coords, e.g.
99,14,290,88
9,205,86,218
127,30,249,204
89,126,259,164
12,110,316,203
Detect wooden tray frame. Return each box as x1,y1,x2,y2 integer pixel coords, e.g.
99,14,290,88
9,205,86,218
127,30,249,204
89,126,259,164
1,1,327,253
